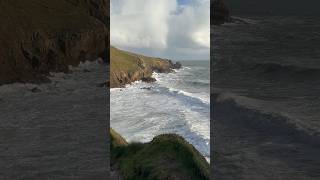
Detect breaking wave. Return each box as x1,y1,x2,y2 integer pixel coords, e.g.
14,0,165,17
213,92,320,145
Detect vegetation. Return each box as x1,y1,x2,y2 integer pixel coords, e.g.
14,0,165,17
110,128,210,180
110,47,172,73
0,0,108,84
110,47,174,87
110,47,146,74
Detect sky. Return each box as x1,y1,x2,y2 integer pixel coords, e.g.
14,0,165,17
110,0,210,60
225,0,320,16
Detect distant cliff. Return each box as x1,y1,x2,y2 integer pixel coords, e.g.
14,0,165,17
212,0,231,25
0,0,109,84
110,47,181,88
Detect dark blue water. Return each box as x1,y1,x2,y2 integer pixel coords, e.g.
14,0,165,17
0,61,108,179
212,16,320,179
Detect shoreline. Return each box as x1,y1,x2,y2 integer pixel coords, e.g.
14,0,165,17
0,1,109,85
110,64,210,155
0,59,107,88
110,47,181,88
110,49,210,179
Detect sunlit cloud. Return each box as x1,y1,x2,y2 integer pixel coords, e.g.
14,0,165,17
111,0,210,60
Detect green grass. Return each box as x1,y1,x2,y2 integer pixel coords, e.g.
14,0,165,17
110,46,174,87
110,47,143,74
110,128,210,180
110,46,173,73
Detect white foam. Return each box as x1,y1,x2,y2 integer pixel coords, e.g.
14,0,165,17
111,66,210,161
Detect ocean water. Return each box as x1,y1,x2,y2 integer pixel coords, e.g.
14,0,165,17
111,61,210,160
0,61,108,179
213,16,320,179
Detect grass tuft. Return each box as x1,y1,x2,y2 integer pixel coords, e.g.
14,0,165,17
110,129,210,180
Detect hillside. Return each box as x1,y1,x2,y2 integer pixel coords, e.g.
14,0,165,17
110,128,210,180
110,47,181,88
0,0,109,84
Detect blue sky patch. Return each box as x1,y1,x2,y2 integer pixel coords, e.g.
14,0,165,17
178,0,190,5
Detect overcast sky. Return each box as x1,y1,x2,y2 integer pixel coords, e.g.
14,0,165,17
225,0,320,16
110,0,210,60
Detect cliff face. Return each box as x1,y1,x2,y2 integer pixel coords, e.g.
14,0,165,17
65,0,109,24
110,47,180,88
0,0,109,84
212,0,231,25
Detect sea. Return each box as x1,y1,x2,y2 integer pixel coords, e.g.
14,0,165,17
0,61,108,178
212,16,320,179
110,60,210,161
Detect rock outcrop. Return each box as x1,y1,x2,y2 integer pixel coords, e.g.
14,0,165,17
0,0,109,84
110,47,181,88
212,0,231,25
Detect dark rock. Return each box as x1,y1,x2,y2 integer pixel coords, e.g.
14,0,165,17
97,81,110,88
173,61,182,69
83,69,91,73
31,87,41,93
141,77,156,83
0,0,109,85
99,49,109,64
141,87,152,90
212,0,231,25
168,60,182,69
152,67,173,73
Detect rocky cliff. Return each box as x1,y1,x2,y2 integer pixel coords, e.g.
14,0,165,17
212,0,231,25
0,0,109,84
110,47,181,88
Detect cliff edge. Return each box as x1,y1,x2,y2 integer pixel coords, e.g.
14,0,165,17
110,47,181,88
0,0,109,84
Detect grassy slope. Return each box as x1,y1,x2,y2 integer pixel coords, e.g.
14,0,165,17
110,46,173,87
110,47,143,74
110,128,210,180
111,46,172,73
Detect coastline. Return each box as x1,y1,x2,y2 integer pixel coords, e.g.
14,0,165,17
0,0,109,85
110,47,181,88
110,48,210,179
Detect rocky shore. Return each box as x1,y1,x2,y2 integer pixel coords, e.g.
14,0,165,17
110,47,181,88
0,0,109,84
110,49,211,179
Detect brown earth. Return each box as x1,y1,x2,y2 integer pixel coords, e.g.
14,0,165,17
0,0,109,84
110,47,181,88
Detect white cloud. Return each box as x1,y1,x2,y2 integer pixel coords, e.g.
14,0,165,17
110,0,210,60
